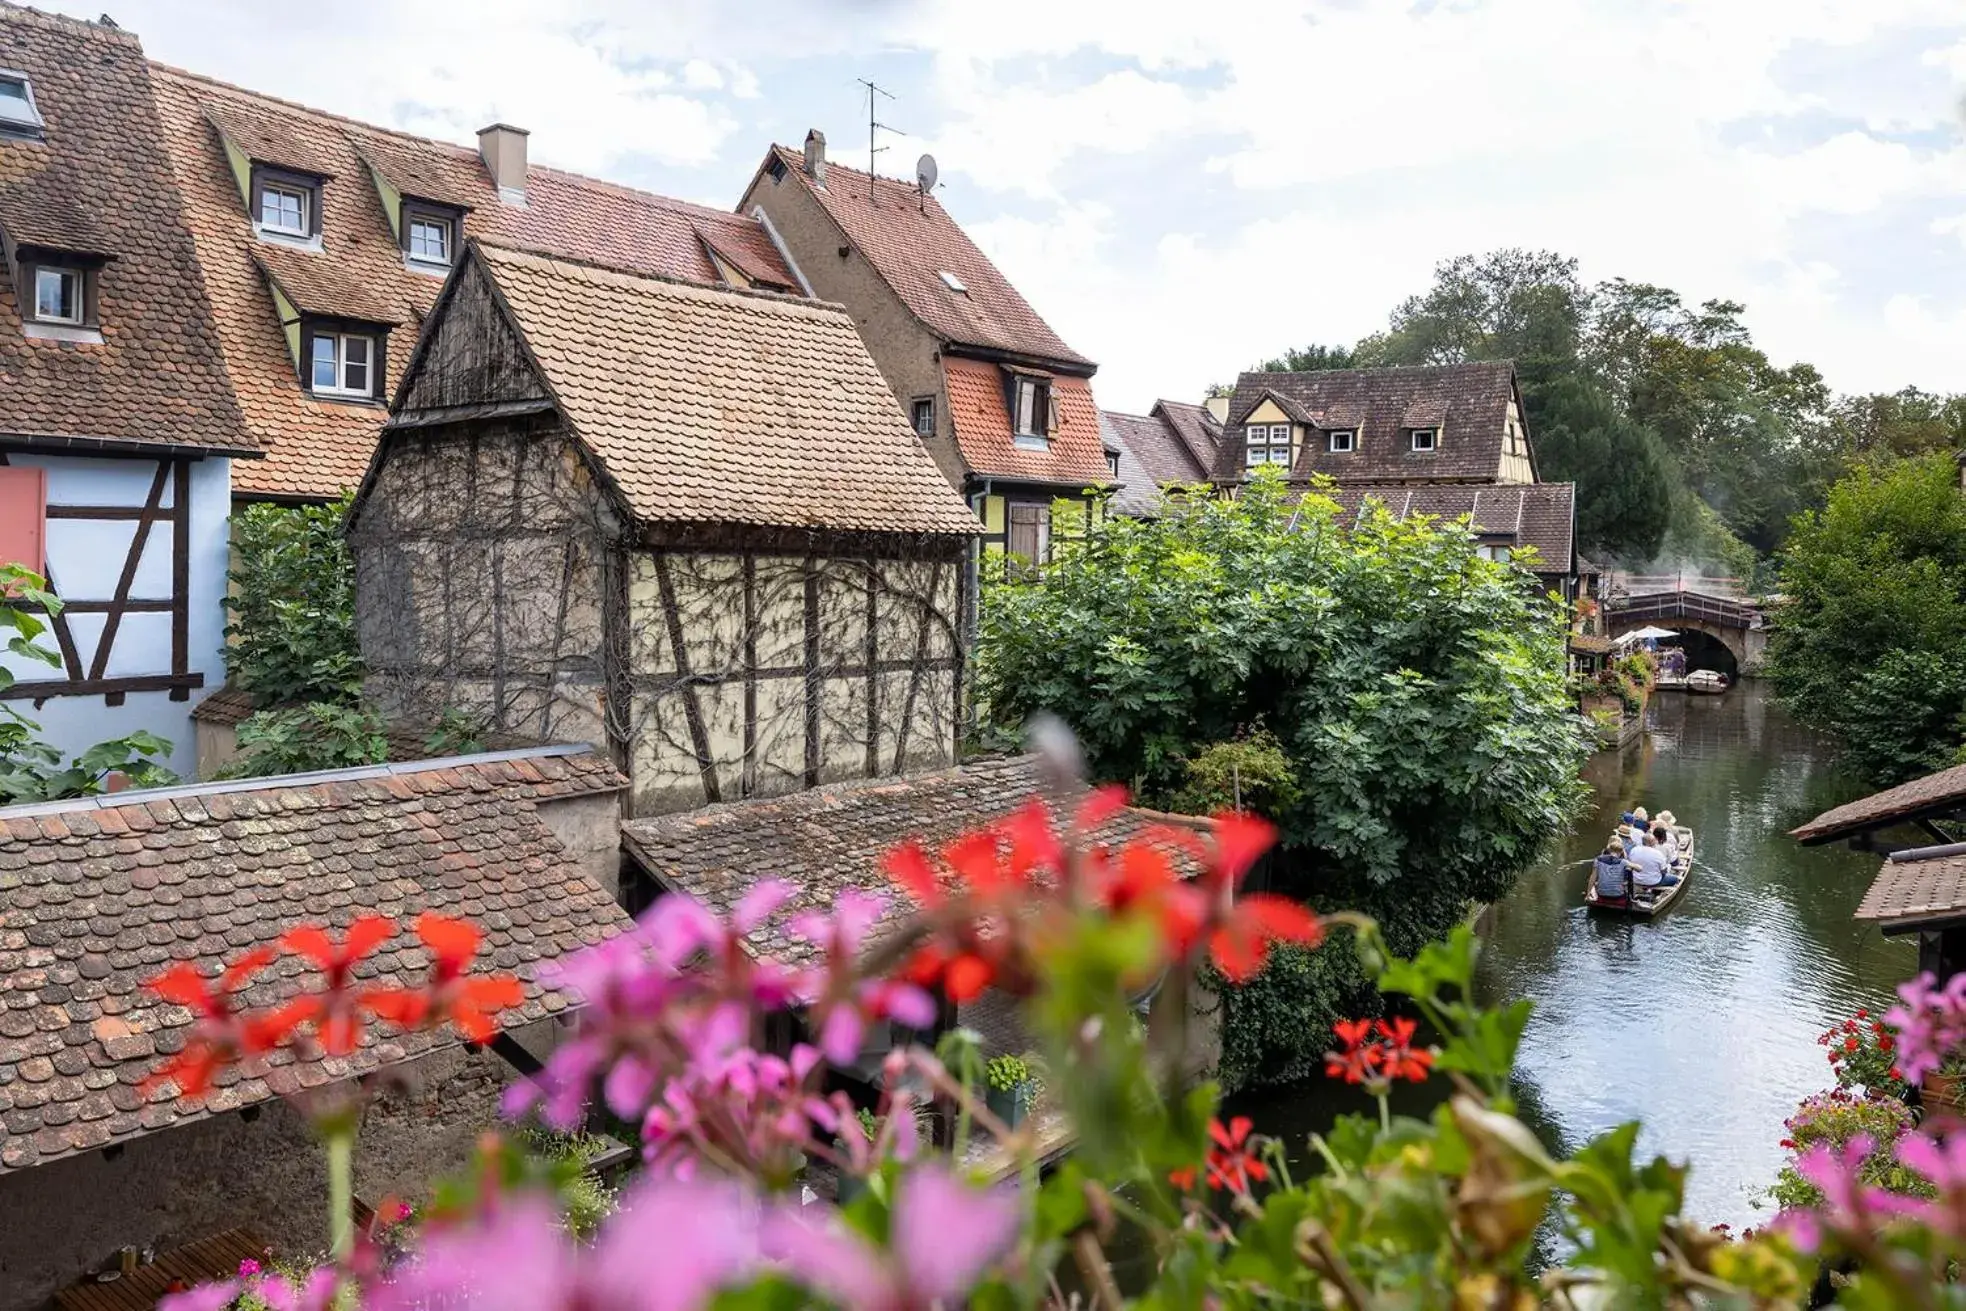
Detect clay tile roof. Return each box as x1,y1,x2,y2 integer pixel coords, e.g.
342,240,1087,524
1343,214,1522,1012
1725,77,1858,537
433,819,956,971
0,744,630,1173
944,357,1109,487
252,243,404,325
1793,761,1966,845
1154,399,1224,473
1102,406,1216,486
445,243,977,536
1217,362,1521,484
0,6,257,456
1316,482,1576,575
188,685,256,726
202,102,337,178
769,145,1091,369
146,65,799,501
1855,849,1966,929
1097,413,1159,516
620,754,1207,967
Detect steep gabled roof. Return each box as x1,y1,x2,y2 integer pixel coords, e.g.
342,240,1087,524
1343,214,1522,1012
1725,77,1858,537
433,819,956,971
1102,403,1219,486
0,745,629,1173
390,242,978,538
1315,481,1577,577
0,5,256,456
147,63,799,499
1215,362,1526,484
944,356,1109,488
760,145,1092,371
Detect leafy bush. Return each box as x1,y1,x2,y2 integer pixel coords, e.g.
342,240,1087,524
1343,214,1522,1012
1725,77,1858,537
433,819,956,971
0,564,178,801
1766,1090,1925,1212
975,473,1589,1081
225,494,361,707
221,703,388,779
1167,728,1300,817
1818,1009,1906,1100
421,707,489,758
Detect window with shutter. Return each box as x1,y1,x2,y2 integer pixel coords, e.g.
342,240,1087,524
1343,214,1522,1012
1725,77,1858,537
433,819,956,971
1005,503,1051,577
0,465,47,574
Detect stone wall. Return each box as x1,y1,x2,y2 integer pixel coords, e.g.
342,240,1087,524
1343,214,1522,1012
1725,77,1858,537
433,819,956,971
0,1027,555,1311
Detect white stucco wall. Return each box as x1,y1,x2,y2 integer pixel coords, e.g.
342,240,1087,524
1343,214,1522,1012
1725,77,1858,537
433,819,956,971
0,452,232,773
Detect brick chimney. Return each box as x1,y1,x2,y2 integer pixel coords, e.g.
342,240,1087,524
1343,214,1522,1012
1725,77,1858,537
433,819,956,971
802,129,827,186
477,122,530,205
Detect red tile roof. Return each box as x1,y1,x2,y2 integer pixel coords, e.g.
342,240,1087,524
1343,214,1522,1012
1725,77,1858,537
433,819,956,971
147,64,800,500
0,6,257,456
0,746,630,1172
945,357,1109,487
621,754,1206,967
1793,761,1966,845
1317,482,1577,577
1855,848,1966,929
765,145,1092,370
425,243,979,537
1217,362,1525,484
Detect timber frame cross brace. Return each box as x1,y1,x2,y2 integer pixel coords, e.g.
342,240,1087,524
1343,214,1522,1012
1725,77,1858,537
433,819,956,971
0,452,204,706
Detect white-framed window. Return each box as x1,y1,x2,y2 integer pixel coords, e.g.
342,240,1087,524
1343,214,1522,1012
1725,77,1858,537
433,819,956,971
0,70,44,137
1328,428,1355,453
1476,543,1512,563
31,266,82,325
407,213,452,265
309,331,374,397
1244,423,1292,467
257,180,309,236
1106,449,1121,478
1013,377,1049,439
1410,427,1438,452
910,396,935,437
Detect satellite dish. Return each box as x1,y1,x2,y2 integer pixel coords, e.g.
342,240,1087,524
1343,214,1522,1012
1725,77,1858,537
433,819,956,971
916,153,939,194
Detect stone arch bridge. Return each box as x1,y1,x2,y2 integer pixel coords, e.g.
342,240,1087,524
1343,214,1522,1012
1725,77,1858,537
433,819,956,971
1604,582,1768,675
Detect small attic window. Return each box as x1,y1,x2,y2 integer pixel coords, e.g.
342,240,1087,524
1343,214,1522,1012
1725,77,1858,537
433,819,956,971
251,166,323,245
938,270,967,294
0,71,45,139
1410,427,1438,453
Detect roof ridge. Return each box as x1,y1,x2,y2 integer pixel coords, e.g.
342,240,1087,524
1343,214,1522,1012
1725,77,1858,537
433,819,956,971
151,62,762,229
1240,359,1517,382
473,238,845,315
0,2,140,46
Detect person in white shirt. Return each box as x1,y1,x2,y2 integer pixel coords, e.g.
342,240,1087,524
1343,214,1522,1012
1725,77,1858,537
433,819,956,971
1651,824,1679,863
1627,835,1678,888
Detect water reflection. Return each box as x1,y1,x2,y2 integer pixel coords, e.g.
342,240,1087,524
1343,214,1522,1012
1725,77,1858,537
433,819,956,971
1232,682,1913,1229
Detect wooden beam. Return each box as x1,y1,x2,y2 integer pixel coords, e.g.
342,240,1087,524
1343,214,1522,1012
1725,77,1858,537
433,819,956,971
44,504,175,521
803,558,821,788
88,461,171,683
652,553,721,805
172,459,191,700
0,672,205,701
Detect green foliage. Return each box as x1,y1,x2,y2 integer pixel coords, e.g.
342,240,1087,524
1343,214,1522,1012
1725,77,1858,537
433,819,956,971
1253,342,1356,373
1531,374,1674,561
221,702,388,779
422,707,489,758
1766,1091,1924,1212
984,1053,1033,1092
225,493,361,706
1767,453,1966,782
1167,729,1300,817
977,477,1589,1082
0,564,178,802
1211,937,1371,1090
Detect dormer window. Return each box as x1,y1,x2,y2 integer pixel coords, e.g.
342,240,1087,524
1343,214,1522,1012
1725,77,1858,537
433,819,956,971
32,266,82,324
1244,423,1292,467
1011,375,1052,447
1410,427,1438,453
14,249,104,339
307,328,376,399
402,202,460,271
1328,428,1355,453
1106,449,1121,479
251,168,322,244
0,71,44,140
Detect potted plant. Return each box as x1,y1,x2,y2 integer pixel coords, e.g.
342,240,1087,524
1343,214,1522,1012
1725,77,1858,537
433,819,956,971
1924,1056,1966,1115
984,1053,1035,1129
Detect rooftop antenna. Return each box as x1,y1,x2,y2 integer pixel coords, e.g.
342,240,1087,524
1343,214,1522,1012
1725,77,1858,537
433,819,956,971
856,77,902,205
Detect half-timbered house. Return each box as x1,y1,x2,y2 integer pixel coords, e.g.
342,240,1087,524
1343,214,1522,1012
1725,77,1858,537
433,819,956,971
348,242,979,817
0,8,258,767
739,132,1115,579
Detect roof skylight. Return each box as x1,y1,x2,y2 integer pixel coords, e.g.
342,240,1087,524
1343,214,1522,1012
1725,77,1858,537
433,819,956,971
938,270,967,294
0,72,45,137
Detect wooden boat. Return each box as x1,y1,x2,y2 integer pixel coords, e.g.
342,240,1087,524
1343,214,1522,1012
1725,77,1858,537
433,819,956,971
1685,669,1729,695
1585,825,1695,918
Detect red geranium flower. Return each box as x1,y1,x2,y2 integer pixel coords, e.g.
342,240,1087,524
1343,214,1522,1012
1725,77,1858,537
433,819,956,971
1324,1018,1381,1084
278,915,398,1055
1204,1116,1268,1194
142,946,283,1097
1375,1016,1434,1083
365,913,523,1043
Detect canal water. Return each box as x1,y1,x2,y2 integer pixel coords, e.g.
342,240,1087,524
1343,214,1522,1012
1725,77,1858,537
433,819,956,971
1233,681,1913,1228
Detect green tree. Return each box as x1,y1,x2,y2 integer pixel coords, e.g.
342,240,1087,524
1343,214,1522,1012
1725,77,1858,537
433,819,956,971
1530,375,1674,562
1253,342,1356,373
975,475,1589,1081
226,493,361,706
1767,453,1966,782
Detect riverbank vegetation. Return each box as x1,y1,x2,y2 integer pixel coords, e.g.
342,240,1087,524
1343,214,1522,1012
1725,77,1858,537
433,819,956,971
974,474,1589,1085
1765,453,1966,783
1252,248,1963,576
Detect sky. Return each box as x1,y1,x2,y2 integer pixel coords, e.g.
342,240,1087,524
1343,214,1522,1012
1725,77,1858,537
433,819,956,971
58,0,1966,413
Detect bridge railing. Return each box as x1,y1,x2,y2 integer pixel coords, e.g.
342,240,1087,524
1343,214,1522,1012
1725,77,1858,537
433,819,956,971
1606,590,1759,629
1609,571,1746,599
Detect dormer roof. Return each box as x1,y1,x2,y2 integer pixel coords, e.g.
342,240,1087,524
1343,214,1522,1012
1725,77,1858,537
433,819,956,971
756,144,1093,373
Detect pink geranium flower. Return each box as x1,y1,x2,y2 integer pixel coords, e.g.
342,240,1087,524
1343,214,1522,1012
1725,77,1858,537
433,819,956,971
764,1164,1019,1309
791,890,937,1065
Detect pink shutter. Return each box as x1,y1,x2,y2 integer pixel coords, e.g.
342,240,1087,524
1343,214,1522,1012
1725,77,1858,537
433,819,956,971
0,465,48,576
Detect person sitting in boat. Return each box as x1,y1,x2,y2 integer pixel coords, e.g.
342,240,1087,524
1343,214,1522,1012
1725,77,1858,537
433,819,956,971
1627,833,1680,889
1593,840,1632,901
1652,821,1679,862
1617,823,1639,854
